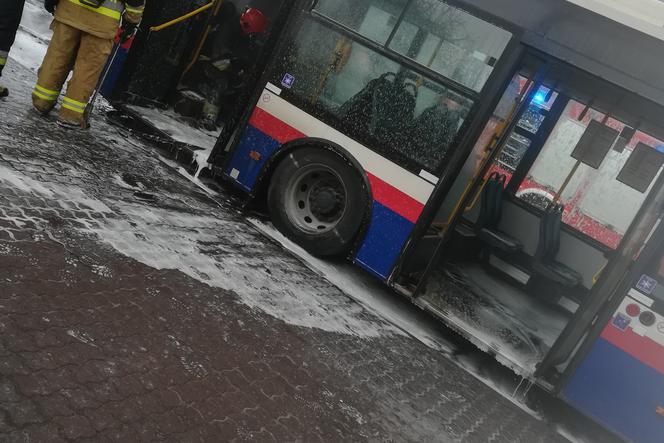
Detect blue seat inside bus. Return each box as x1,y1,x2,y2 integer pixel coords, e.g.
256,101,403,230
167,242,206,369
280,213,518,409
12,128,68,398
475,172,524,253
532,205,583,287
409,97,463,167
338,72,417,142
371,76,417,139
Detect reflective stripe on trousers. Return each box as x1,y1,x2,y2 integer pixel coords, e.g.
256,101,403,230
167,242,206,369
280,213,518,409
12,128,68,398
65,0,124,20
32,84,60,102
62,96,87,114
124,4,145,14
0,50,8,66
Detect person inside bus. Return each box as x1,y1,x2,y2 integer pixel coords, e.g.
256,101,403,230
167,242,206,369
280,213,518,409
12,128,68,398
176,3,269,131
409,92,465,167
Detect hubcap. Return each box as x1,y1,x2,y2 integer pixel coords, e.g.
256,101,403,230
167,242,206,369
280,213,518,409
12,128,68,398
284,164,347,234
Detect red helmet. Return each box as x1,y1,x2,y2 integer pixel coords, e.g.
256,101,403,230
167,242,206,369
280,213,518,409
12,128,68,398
240,8,268,35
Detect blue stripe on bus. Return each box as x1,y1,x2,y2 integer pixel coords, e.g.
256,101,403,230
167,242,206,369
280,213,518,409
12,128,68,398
225,125,280,191
563,337,664,443
354,201,414,280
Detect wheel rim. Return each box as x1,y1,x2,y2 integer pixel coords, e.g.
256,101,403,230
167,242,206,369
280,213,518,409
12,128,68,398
284,164,348,234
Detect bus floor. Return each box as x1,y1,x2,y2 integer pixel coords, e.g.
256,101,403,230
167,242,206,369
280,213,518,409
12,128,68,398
419,261,571,376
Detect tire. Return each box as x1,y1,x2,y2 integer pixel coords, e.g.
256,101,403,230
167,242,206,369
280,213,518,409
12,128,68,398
267,147,369,257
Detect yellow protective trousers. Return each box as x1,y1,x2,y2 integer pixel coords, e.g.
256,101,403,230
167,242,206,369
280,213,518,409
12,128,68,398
32,21,112,127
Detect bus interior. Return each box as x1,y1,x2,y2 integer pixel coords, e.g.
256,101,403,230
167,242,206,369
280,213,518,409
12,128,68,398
106,0,289,154
397,57,664,377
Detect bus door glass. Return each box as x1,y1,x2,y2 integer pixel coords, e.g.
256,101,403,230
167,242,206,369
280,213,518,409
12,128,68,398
563,224,664,443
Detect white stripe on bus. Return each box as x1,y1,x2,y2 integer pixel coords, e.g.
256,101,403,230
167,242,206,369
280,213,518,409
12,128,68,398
257,90,435,205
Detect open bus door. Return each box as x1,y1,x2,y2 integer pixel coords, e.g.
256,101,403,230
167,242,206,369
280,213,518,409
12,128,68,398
562,210,664,443
103,0,293,154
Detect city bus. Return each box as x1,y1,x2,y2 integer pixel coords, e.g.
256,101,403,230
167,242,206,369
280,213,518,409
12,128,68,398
105,0,664,441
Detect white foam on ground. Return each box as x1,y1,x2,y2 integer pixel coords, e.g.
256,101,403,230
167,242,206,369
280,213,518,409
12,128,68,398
20,0,54,43
247,218,553,418
84,202,399,338
0,166,54,196
10,30,48,73
249,218,454,352
10,1,51,73
0,164,396,338
127,105,219,152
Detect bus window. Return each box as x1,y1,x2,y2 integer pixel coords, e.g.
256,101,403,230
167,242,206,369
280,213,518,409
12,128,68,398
313,0,408,45
516,100,664,249
388,0,512,92
278,18,473,172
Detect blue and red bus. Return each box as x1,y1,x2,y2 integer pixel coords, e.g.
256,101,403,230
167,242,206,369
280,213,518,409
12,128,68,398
207,1,664,441
106,0,664,441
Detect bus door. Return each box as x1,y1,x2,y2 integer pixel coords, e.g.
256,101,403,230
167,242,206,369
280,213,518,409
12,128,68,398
563,218,664,443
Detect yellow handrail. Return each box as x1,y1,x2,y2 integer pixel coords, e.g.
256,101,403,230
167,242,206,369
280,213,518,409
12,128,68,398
179,0,226,80
150,2,215,32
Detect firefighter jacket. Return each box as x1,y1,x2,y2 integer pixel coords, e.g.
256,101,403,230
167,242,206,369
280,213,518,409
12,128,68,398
0,0,26,73
54,0,146,40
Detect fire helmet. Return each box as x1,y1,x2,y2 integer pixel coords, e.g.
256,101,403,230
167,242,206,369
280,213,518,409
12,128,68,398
240,8,268,35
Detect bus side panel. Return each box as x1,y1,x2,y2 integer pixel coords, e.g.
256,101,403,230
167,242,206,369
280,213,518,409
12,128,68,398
224,88,434,280
563,297,664,443
225,124,281,192
354,201,416,280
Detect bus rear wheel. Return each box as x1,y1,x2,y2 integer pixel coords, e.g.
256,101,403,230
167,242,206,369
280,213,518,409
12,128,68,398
267,148,368,257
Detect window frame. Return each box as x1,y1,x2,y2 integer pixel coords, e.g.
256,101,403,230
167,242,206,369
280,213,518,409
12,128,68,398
384,0,513,93
267,13,479,175
310,0,518,100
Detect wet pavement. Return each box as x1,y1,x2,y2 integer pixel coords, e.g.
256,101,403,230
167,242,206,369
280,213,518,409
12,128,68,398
0,62,579,442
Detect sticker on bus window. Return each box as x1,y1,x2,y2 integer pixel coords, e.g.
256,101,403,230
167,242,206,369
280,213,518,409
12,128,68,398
636,274,658,295
281,74,295,89
612,313,631,331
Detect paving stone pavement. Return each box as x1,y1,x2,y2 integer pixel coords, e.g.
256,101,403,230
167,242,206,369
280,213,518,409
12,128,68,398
0,61,577,442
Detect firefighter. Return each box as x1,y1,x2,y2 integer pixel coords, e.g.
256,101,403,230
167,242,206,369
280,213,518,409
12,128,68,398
178,5,269,131
0,0,26,98
32,0,146,128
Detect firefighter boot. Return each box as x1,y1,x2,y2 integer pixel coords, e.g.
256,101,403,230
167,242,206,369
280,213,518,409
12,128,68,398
200,102,221,131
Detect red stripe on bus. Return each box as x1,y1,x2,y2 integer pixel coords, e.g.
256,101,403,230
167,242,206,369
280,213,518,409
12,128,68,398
250,107,424,223
249,107,305,144
601,323,664,376
367,173,424,224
